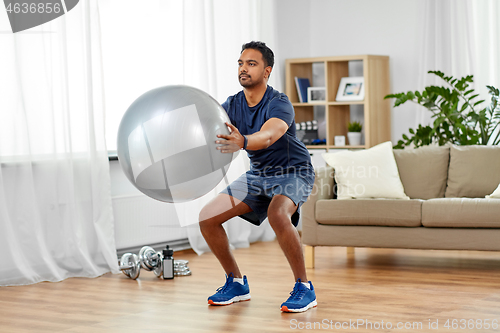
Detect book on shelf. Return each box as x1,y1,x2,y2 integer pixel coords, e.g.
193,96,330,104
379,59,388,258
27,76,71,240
294,77,310,103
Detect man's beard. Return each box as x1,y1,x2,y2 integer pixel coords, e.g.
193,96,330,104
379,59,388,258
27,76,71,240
239,79,254,88
239,75,259,88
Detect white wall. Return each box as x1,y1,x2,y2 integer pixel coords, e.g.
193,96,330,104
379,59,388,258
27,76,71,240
275,0,312,65
275,0,424,144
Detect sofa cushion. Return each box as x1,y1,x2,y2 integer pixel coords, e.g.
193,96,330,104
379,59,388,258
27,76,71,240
322,141,409,200
393,145,450,199
422,198,500,227
445,145,500,198
487,183,500,198
315,199,422,227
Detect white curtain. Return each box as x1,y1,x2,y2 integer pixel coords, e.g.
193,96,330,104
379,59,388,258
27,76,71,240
470,0,500,105
98,0,280,255
0,0,119,286
417,0,500,126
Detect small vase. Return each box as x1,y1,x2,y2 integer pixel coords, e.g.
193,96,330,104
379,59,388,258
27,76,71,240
347,132,362,146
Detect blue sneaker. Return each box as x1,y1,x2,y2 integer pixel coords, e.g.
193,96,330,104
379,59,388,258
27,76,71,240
280,279,317,312
208,273,251,305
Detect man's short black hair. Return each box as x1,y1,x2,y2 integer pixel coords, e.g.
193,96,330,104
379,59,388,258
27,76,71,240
241,41,274,69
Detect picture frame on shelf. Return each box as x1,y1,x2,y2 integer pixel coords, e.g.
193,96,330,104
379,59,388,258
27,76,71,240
336,77,365,101
307,87,326,103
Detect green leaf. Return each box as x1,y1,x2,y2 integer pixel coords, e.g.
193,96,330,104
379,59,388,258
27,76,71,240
394,140,405,149
388,70,499,148
429,70,445,78
468,94,480,101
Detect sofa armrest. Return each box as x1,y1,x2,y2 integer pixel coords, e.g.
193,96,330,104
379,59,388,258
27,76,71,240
302,166,334,245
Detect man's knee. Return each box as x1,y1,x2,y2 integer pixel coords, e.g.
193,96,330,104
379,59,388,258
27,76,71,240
199,213,221,239
199,199,234,227
199,205,223,226
268,196,297,229
200,194,251,224
268,208,292,230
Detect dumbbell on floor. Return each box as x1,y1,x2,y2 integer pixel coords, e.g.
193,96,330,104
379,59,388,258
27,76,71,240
138,246,163,278
119,253,141,280
119,246,164,280
119,245,191,280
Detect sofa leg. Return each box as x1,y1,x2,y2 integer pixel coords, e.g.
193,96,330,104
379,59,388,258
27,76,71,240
304,245,315,269
346,247,355,255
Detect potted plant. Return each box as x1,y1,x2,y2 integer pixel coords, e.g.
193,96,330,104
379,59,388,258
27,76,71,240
347,121,363,146
385,71,500,149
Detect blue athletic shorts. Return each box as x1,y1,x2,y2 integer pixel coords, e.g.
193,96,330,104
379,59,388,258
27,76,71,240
220,164,315,227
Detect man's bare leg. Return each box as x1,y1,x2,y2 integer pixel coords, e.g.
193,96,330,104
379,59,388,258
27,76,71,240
199,193,252,278
267,195,307,282
268,195,317,312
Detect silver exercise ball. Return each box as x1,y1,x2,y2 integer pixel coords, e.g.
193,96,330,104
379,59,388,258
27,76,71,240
117,85,233,203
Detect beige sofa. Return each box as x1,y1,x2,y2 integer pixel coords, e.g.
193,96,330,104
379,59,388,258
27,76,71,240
302,145,500,268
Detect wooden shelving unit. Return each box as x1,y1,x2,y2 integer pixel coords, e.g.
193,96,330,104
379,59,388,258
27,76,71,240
285,55,391,150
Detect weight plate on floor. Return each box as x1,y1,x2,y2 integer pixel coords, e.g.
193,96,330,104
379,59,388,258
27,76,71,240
153,252,163,278
120,253,140,280
127,253,141,280
139,246,157,271
173,259,189,267
119,253,141,279
174,266,189,271
174,269,192,276
119,253,132,278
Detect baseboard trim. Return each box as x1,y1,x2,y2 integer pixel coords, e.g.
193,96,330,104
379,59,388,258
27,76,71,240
116,238,191,258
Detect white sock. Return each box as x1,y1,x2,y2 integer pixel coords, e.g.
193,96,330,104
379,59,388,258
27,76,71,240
301,282,310,289
233,277,244,285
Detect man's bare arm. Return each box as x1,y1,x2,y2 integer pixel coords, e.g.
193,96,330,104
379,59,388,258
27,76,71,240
216,118,289,153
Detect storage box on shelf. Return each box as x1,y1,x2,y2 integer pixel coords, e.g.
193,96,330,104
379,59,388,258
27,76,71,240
285,55,391,150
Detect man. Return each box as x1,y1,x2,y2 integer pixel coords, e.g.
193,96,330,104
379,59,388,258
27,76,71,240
199,41,316,313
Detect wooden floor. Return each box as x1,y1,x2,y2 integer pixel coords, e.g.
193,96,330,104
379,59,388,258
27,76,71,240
1,240,500,332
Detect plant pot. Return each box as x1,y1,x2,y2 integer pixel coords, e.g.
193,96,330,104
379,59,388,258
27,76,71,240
347,132,362,146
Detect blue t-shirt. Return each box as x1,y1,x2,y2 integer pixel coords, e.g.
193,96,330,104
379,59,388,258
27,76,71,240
221,86,312,174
